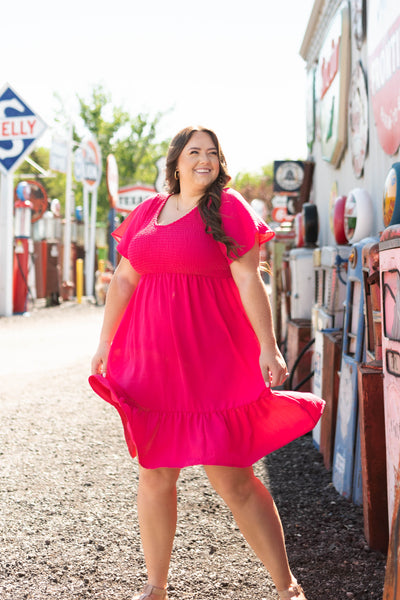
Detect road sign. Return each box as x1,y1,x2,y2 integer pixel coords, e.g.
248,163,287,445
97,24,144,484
0,83,47,174
82,137,102,190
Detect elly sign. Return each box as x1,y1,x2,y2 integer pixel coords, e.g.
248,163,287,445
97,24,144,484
0,83,47,174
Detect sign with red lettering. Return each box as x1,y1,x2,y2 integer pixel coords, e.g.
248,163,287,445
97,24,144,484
368,1,400,155
0,83,47,174
317,3,351,167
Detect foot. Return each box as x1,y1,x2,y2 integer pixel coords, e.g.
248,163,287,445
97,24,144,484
133,583,168,600
277,581,307,599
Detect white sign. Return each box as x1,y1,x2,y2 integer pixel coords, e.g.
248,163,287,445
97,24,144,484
0,83,47,174
117,184,156,213
82,137,102,190
50,136,68,173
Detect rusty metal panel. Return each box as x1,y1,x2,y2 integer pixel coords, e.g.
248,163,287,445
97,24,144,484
286,319,313,392
320,330,342,469
357,364,388,552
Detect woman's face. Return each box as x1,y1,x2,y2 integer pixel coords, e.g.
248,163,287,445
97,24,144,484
176,131,220,194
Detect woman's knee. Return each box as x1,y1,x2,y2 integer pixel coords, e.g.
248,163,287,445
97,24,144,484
204,466,258,507
138,466,180,496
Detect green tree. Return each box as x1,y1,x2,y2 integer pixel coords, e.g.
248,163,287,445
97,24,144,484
233,163,274,215
77,84,170,219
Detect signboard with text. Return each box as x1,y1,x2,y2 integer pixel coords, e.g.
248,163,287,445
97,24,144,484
0,83,47,174
117,184,156,213
368,0,400,155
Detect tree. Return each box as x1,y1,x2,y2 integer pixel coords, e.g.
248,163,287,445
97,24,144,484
233,163,274,216
76,84,170,219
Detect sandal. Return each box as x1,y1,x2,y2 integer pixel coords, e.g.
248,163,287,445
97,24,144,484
277,582,306,599
133,583,168,600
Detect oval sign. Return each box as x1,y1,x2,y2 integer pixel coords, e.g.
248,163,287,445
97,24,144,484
82,137,102,190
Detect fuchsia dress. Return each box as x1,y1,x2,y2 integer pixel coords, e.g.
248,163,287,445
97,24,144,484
89,188,325,468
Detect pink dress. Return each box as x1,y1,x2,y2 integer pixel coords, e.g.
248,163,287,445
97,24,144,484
89,188,325,468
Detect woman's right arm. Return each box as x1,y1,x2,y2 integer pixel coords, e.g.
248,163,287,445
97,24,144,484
91,257,141,376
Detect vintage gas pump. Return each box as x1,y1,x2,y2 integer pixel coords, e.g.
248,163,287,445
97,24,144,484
312,244,351,450
356,240,388,552
13,188,33,314
286,203,318,393
380,224,400,527
332,236,378,504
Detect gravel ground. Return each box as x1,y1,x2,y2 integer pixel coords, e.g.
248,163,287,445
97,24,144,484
0,303,387,600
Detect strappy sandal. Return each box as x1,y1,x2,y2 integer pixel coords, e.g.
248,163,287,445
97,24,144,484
277,582,306,599
133,583,168,600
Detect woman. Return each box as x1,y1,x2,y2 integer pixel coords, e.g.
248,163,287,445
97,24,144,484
90,126,324,600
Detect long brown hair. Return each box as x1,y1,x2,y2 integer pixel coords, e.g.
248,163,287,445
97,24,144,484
165,126,239,257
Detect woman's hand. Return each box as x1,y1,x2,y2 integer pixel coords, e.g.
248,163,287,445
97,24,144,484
91,340,111,376
260,345,289,388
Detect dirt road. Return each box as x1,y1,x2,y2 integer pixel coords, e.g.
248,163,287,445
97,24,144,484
0,303,386,599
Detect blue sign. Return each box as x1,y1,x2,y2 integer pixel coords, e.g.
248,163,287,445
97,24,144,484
0,83,47,174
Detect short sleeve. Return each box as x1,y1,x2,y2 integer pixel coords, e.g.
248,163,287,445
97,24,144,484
219,188,275,263
111,195,159,258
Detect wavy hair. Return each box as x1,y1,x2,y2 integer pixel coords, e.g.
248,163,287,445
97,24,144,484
165,126,239,257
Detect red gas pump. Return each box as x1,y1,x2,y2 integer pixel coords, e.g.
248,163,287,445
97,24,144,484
13,196,33,314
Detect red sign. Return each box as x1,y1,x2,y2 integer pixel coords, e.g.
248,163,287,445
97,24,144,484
369,12,400,155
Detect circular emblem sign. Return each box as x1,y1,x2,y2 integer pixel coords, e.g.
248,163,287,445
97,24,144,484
344,188,373,242
274,161,304,193
349,61,369,178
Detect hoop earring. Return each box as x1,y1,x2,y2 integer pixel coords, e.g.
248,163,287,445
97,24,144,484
174,170,179,180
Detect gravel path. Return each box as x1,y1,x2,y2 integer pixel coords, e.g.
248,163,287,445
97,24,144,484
0,303,387,600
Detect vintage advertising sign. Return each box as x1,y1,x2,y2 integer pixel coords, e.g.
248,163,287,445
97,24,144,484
273,161,304,195
306,68,316,152
317,3,351,167
0,83,47,174
82,136,102,190
349,61,369,178
117,184,156,213
368,0,400,155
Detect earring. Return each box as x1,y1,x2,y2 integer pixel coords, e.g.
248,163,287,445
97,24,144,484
174,170,179,180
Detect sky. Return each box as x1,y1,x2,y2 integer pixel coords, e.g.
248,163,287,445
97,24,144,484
1,0,315,178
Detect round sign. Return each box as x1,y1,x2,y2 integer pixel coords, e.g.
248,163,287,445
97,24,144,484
333,195,347,244
275,162,304,192
383,162,400,227
106,154,119,208
82,137,102,190
14,179,48,223
344,188,373,242
349,61,369,178
271,206,288,223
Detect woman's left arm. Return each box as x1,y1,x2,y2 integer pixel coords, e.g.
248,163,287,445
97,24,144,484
230,241,288,388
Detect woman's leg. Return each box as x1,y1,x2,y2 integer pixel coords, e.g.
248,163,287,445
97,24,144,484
204,465,298,593
137,466,181,593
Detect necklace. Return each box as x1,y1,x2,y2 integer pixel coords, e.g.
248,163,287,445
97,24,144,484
175,194,198,212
